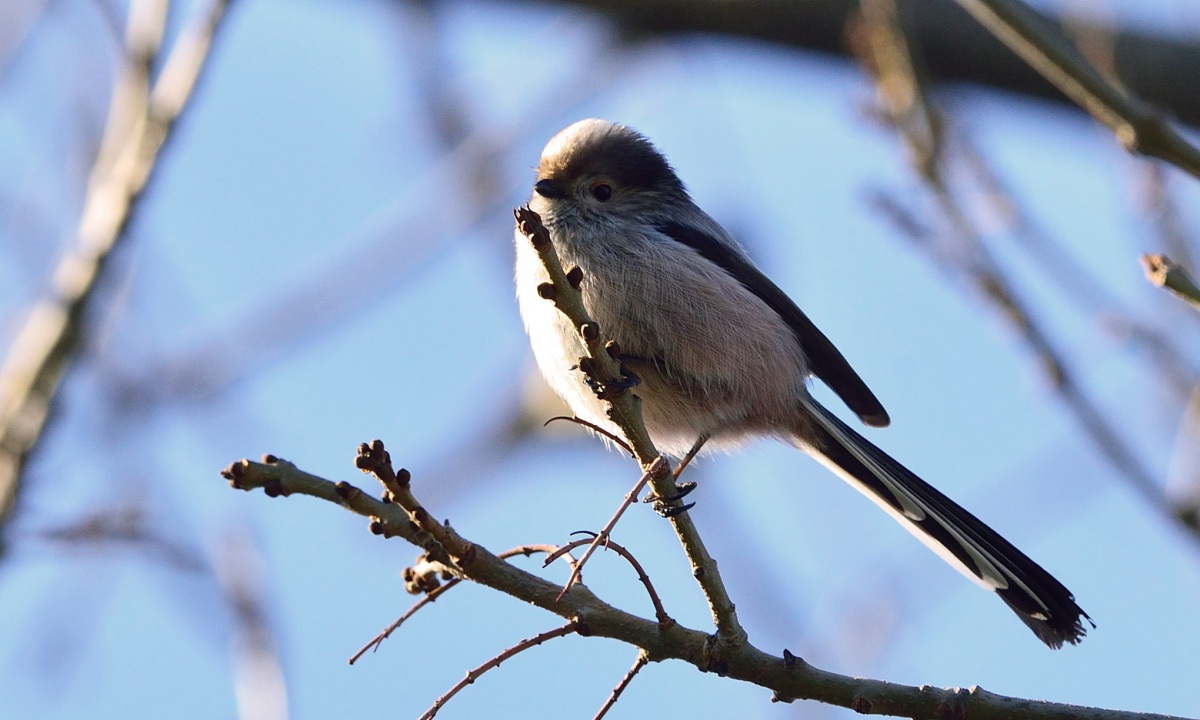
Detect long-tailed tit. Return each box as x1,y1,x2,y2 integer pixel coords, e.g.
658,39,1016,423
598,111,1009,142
514,118,1090,648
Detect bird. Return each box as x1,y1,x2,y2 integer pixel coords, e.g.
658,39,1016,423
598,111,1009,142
513,118,1091,648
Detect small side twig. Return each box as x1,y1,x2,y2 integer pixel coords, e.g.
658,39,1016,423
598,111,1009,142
348,577,462,665
348,544,580,664
544,534,672,626
544,415,635,457
1142,254,1200,315
354,439,474,563
593,651,650,720
551,457,667,602
418,621,579,720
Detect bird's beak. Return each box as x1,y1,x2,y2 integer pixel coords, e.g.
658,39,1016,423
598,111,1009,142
534,178,564,199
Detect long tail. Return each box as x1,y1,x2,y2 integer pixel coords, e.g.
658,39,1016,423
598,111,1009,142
794,396,1092,648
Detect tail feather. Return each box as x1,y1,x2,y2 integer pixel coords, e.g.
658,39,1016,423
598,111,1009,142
795,396,1092,648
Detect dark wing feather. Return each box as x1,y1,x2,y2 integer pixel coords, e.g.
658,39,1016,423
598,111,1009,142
656,221,891,427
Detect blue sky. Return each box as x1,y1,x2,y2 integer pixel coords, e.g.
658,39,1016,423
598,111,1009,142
2,0,1200,718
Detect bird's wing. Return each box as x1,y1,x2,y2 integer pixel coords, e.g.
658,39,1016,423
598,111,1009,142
655,221,890,427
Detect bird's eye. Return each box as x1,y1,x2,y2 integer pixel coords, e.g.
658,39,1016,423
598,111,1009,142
590,183,613,202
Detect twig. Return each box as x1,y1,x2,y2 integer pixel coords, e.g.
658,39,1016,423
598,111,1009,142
222,453,1197,720
543,415,635,457
418,622,579,720
551,458,665,601
593,651,649,720
951,0,1200,180
543,534,672,626
0,0,235,534
354,439,472,565
348,544,579,664
514,206,748,650
348,578,462,665
1142,254,1200,315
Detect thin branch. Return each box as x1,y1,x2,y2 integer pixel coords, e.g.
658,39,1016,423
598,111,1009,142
514,206,748,650
0,0,235,535
871,187,1175,520
354,439,470,567
544,415,635,457
1142,254,1200,315
951,0,1200,180
221,454,1196,720
543,534,672,626
551,458,665,601
348,578,462,666
593,651,649,720
419,622,580,720
348,544,579,664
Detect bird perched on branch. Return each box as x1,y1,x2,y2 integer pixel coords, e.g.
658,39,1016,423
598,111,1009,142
514,118,1091,648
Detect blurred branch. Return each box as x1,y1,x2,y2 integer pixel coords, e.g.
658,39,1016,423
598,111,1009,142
535,0,1200,129
950,0,1200,180
0,0,53,88
221,453,1193,719
0,0,235,540
1141,254,1200,315
101,33,634,412
215,528,289,720
955,138,1197,397
875,185,1176,518
1138,163,1196,272
855,0,1196,536
35,504,208,572
1166,383,1200,530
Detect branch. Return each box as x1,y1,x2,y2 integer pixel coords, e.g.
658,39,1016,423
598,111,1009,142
950,0,1200,180
514,206,747,650
219,454,1194,720
0,0,235,536
535,0,1200,129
